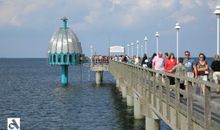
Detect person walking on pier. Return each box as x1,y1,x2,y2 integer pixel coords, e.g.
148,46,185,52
164,52,169,65
152,52,164,72
196,53,209,95
147,53,156,68
141,53,148,68
211,54,220,84
170,58,186,97
135,56,141,65
165,53,177,85
183,51,197,78
152,52,164,83
121,55,128,63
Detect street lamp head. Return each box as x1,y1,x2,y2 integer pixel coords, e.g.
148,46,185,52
136,40,139,44
175,22,181,30
127,44,130,47
155,32,160,37
131,42,134,46
214,5,220,16
144,36,148,41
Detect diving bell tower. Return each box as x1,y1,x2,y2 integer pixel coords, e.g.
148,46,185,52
48,17,84,86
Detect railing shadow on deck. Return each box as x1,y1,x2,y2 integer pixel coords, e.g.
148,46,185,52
109,60,220,130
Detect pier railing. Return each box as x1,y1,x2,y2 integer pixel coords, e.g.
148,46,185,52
91,56,109,65
109,60,220,130
90,56,110,72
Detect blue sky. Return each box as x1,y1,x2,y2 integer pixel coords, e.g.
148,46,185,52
0,0,220,58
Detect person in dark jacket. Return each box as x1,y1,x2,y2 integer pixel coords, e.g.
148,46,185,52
141,53,148,68
211,54,220,84
147,53,157,68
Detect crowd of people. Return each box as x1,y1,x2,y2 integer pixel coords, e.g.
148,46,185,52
92,55,110,64
113,51,220,95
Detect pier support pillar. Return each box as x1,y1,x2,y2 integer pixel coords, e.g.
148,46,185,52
116,78,122,92
121,83,127,98
134,93,144,119
145,116,160,130
126,95,134,106
96,71,103,85
116,79,120,88
61,65,68,86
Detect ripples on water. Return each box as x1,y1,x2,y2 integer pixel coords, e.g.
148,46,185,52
0,59,170,130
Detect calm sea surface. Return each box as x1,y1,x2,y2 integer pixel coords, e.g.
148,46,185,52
0,58,193,130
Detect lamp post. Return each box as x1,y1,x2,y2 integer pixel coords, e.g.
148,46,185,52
144,36,148,55
155,32,160,54
131,42,134,57
90,45,93,65
214,5,220,55
127,44,130,56
141,44,143,57
136,40,139,57
175,22,181,63
90,45,93,57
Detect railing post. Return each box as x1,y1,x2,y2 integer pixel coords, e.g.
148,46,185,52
175,78,180,129
138,68,141,94
140,68,144,95
165,75,171,122
146,70,151,103
153,71,157,108
134,67,137,90
131,66,133,88
204,84,211,130
159,73,163,114
148,71,152,105
186,81,193,130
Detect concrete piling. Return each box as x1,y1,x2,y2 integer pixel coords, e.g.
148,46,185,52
96,71,103,85
133,93,144,119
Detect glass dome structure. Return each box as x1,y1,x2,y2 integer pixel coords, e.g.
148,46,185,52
48,17,84,86
48,17,84,65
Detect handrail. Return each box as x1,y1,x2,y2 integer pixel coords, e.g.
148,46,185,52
111,60,219,89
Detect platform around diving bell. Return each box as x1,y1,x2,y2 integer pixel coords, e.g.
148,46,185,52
91,65,109,85
90,64,109,72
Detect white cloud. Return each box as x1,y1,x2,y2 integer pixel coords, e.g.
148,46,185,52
120,13,139,27
194,0,203,7
112,0,121,5
0,0,218,28
208,1,220,10
162,0,176,9
179,0,203,9
170,10,197,24
178,15,196,24
169,0,209,24
84,11,100,24
0,0,52,26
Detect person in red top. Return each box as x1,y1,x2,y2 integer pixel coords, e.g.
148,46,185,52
165,53,177,72
164,53,177,85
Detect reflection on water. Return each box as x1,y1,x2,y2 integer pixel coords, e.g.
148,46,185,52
110,88,145,130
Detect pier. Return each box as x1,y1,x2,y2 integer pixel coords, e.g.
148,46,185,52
90,55,109,85
107,60,220,130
